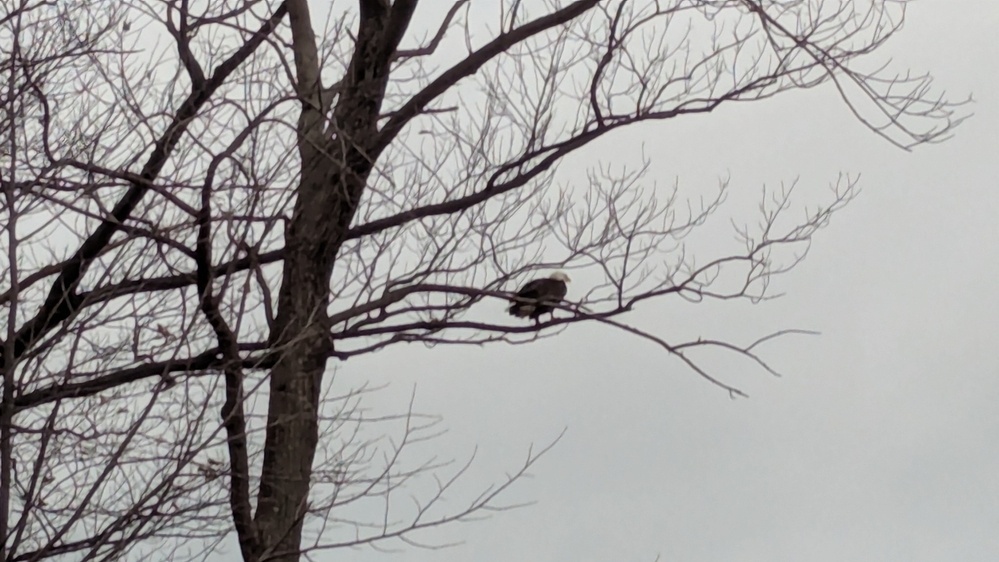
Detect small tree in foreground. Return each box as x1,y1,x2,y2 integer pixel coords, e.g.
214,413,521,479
0,1,964,561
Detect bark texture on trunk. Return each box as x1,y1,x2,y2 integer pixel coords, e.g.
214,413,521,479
252,2,415,560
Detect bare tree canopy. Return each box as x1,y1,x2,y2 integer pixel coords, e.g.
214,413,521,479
0,1,965,561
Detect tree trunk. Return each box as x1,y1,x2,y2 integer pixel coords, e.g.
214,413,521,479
252,2,415,560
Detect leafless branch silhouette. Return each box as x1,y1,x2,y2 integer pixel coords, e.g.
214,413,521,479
0,1,965,561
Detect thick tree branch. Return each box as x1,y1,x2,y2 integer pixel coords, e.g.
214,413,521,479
0,3,289,373
194,161,258,559
393,1,469,61
373,0,601,155
11,342,280,413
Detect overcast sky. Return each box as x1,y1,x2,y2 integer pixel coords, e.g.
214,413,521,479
310,3,999,562
6,1,996,560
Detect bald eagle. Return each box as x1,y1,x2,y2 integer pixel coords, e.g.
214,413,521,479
507,271,571,323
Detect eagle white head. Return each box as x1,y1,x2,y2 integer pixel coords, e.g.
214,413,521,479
549,271,571,283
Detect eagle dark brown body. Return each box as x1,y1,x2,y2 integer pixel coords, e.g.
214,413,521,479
507,272,571,323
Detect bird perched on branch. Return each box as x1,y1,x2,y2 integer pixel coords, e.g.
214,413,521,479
507,271,571,324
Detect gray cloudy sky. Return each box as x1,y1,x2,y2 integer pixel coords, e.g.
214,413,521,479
324,3,999,562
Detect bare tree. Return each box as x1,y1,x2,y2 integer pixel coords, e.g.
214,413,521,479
0,1,965,561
